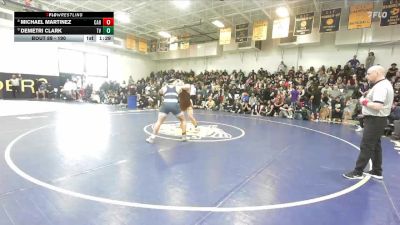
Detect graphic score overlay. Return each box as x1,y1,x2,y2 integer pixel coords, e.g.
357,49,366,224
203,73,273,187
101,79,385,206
14,12,114,42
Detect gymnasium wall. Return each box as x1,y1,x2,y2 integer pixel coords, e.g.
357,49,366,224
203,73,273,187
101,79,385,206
155,31,400,73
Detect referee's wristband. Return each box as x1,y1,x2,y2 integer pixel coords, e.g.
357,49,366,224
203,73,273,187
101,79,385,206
361,99,369,107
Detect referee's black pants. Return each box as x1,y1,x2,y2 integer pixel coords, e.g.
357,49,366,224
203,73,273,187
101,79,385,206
11,86,20,98
354,116,387,174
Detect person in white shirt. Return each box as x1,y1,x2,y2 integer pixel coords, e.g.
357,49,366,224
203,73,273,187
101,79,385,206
190,83,197,106
62,79,77,100
10,74,21,98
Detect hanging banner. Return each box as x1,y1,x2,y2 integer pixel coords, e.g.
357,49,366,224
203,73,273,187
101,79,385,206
320,8,341,32
158,38,169,52
149,40,158,52
0,72,62,99
169,36,178,51
235,23,249,43
252,20,268,40
179,34,190,50
169,43,178,51
138,40,147,53
219,27,231,45
125,36,136,50
180,41,189,50
380,0,400,26
294,12,314,35
272,17,290,39
348,3,373,29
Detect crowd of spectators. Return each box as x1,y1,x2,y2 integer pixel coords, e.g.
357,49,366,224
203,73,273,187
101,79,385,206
126,58,399,127
9,53,399,128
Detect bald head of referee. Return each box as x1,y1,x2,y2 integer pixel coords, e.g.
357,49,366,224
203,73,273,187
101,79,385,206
343,64,394,180
366,65,386,83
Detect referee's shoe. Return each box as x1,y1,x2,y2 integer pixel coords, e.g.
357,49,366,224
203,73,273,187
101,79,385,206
342,170,364,180
363,170,383,180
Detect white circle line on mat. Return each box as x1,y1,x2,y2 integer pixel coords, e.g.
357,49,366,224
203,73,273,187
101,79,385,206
4,113,371,212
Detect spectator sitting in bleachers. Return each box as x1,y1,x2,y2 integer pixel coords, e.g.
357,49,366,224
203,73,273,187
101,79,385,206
36,81,47,100
331,96,344,123
205,96,216,111
74,60,398,131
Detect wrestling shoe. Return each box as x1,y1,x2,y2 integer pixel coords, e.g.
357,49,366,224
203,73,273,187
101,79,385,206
181,135,188,142
146,136,155,143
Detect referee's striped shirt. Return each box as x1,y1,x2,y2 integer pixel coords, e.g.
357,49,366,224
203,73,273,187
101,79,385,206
362,79,394,117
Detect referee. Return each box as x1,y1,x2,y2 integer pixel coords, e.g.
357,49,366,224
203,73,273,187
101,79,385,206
343,65,394,180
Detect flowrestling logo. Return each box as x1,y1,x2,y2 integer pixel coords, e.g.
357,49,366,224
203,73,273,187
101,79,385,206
144,121,245,142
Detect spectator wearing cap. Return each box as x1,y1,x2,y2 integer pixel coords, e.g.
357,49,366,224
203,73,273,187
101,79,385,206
386,63,398,82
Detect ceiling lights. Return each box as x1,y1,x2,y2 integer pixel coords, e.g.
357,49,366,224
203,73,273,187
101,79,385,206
276,6,289,18
212,20,225,28
158,31,172,38
172,0,190,9
115,12,130,24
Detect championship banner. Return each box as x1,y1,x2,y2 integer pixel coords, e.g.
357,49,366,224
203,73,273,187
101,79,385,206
272,17,290,39
235,23,249,43
320,8,341,32
125,36,136,50
169,43,178,51
158,38,169,52
169,36,178,51
348,3,373,29
294,12,314,35
180,41,189,50
0,72,61,99
179,34,190,50
252,20,268,41
380,0,400,26
219,27,231,45
149,40,158,52
138,40,147,53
